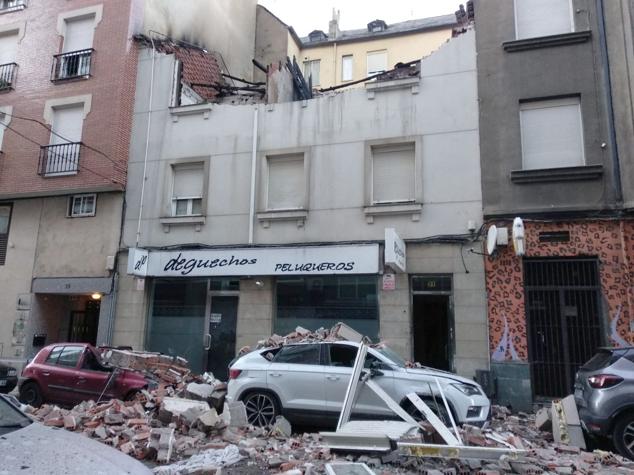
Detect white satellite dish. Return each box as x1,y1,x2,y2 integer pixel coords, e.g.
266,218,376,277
487,225,498,255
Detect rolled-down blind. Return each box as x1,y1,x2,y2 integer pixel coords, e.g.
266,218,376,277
515,0,572,39
367,50,387,76
268,154,304,209
372,143,415,203
0,30,18,65
342,55,353,81
520,98,584,170
173,163,204,198
63,15,95,52
52,104,84,144
0,205,11,266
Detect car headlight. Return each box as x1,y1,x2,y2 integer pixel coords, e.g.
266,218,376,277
450,383,482,396
8,369,17,377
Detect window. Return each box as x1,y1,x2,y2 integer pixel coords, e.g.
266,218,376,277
0,1,26,13
273,344,321,365
0,108,10,152
0,204,11,265
267,153,305,210
63,16,95,53
515,0,573,39
367,50,387,76
171,163,204,216
45,346,64,365
371,142,416,203
303,60,320,86
68,194,96,217
56,346,84,368
275,276,378,339
342,55,353,82
520,97,584,170
0,30,18,90
43,104,84,175
55,14,96,80
329,344,357,367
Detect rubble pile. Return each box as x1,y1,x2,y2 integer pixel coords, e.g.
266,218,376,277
100,348,191,386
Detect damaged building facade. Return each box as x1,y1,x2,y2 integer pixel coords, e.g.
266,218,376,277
475,0,634,410
114,27,490,381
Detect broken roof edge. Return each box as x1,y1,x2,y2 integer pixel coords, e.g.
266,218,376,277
256,4,303,48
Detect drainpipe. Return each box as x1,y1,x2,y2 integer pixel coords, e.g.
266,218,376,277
248,107,259,244
596,0,624,206
135,33,158,247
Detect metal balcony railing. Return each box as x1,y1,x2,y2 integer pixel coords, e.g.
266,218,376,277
0,0,26,13
51,49,94,82
38,142,82,176
0,63,17,91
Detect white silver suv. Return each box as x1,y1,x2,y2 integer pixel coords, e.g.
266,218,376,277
226,341,490,427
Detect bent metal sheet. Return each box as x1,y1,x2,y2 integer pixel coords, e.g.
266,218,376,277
140,244,380,277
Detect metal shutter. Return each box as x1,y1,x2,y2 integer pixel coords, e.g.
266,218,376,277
173,163,204,199
372,143,415,203
63,16,95,53
515,0,572,39
267,154,304,209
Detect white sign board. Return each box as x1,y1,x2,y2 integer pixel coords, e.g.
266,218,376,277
382,273,396,291
127,248,149,277
140,244,379,277
385,228,406,273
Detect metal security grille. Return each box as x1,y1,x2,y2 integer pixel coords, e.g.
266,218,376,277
525,258,604,398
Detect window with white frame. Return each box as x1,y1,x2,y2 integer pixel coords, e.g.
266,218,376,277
0,29,18,66
514,0,573,40
0,108,10,152
303,60,320,86
371,142,416,203
367,50,387,76
520,97,585,170
63,15,96,53
45,103,84,175
171,163,204,216
342,55,353,82
267,153,305,210
68,194,96,217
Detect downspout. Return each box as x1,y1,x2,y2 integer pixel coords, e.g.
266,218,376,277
135,34,157,247
597,0,624,206
248,107,259,244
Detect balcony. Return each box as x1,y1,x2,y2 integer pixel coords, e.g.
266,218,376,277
38,142,82,176
0,62,17,91
0,0,26,14
51,49,94,82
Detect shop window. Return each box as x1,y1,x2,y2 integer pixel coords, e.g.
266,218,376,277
273,344,320,365
371,142,416,203
342,55,353,82
367,50,387,76
275,275,378,339
514,0,573,40
0,203,11,265
520,97,584,170
303,59,320,86
266,153,305,210
171,163,204,216
68,193,96,217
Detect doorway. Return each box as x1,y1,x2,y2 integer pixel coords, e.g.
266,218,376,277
68,299,100,345
205,295,238,381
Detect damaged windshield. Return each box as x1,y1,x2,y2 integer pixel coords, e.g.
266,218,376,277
374,345,407,367
0,396,31,434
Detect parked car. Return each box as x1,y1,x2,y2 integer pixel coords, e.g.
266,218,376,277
227,340,490,428
0,361,18,394
575,346,634,460
19,343,151,407
0,393,151,474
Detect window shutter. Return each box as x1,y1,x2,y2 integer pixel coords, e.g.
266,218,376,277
0,31,18,65
268,154,304,209
51,105,84,144
515,0,572,39
372,143,415,203
63,16,95,53
367,50,387,76
173,164,204,198
342,55,353,81
520,98,584,170
0,205,11,266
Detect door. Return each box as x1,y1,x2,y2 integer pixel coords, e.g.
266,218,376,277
412,294,452,371
75,347,114,401
49,104,83,174
525,258,604,398
205,296,238,381
68,300,99,345
44,345,84,405
324,343,393,418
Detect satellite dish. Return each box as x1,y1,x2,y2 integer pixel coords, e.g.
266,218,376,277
487,225,498,255
512,217,526,256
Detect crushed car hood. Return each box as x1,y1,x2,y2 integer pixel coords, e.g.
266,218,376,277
0,422,151,475
401,367,479,386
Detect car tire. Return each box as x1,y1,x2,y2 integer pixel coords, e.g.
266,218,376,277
404,397,452,426
19,381,43,407
613,412,634,460
242,391,280,427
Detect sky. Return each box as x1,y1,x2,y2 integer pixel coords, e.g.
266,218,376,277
258,0,460,37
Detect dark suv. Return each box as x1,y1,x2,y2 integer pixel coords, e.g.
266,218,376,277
574,347,634,459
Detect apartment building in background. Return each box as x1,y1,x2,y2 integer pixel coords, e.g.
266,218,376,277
255,5,458,89
475,0,634,411
0,0,257,370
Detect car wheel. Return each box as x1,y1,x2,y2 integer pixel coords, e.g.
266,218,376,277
405,397,452,426
19,381,43,407
243,391,279,427
613,413,634,460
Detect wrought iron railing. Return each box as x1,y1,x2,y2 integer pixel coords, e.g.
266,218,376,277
0,62,17,91
38,142,82,176
0,0,26,13
51,49,94,81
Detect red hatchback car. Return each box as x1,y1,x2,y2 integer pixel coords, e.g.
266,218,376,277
19,343,150,407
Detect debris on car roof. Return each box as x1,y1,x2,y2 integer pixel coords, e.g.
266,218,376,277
99,348,191,386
